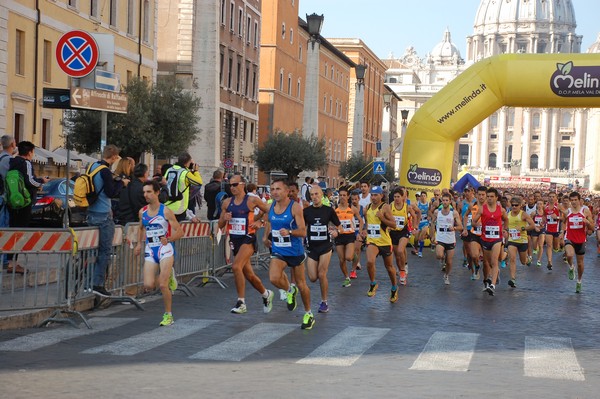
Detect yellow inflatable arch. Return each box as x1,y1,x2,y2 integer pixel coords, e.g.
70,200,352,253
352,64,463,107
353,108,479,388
400,53,600,193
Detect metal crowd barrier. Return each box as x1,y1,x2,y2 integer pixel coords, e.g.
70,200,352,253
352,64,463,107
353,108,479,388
0,219,273,328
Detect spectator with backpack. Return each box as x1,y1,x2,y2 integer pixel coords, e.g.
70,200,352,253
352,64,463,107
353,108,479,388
301,177,313,204
0,135,16,272
204,169,232,221
163,153,203,222
87,144,129,297
6,141,49,274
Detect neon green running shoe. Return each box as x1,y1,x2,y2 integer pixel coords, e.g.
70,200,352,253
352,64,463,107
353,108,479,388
168,268,178,291
301,312,315,330
576,282,582,293
367,282,379,297
286,285,298,311
159,313,174,326
568,267,575,281
342,277,352,288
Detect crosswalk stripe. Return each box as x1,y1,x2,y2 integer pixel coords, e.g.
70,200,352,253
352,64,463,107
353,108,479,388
0,317,137,352
81,319,218,356
524,336,585,381
410,331,480,372
297,326,390,366
189,322,296,361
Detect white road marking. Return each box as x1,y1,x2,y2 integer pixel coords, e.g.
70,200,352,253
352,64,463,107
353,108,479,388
189,322,296,361
0,317,137,351
297,326,390,366
524,336,585,381
82,319,218,356
410,331,480,372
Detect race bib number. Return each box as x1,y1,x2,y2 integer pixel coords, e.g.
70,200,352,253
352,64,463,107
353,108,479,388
466,214,473,228
310,225,328,241
367,223,381,238
570,216,584,229
421,214,428,222
485,225,500,239
438,224,452,233
509,228,520,240
394,216,405,229
473,225,482,235
229,217,246,235
146,227,165,247
341,219,353,233
271,230,291,247
547,215,557,225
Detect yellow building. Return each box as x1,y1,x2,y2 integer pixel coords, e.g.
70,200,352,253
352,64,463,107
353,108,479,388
259,1,353,187
1,1,157,173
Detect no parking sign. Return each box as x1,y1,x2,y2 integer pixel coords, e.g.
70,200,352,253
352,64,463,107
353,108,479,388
55,30,99,78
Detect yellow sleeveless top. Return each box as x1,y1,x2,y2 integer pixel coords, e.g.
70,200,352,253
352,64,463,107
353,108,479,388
365,203,392,246
507,210,528,243
390,201,408,231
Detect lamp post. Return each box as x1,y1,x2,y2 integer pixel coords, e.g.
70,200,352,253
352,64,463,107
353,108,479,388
302,13,324,139
398,109,410,169
351,64,366,154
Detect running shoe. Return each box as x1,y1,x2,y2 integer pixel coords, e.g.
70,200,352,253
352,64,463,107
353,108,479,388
568,267,575,281
168,268,178,291
367,282,379,297
508,279,516,288
474,268,480,280
482,278,491,292
399,271,407,286
318,301,329,313
418,252,423,258
526,256,532,266
470,273,476,281
430,246,435,252
536,260,542,267
356,263,362,270
390,288,399,303
547,263,553,271
287,285,298,311
486,283,496,296
533,249,538,255
500,259,506,269
342,277,352,288
349,270,358,279
279,289,288,301
159,313,174,326
263,290,274,313
576,282,582,294
463,258,468,268
301,312,315,330
443,274,450,285
563,253,568,263
231,300,247,314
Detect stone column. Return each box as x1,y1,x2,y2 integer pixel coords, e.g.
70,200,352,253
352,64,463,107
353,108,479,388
497,108,506,169
480,118,489,168
539,109,549,169
522,109,530,170
351,84,365,154
549,110,559,169
302,37,320,139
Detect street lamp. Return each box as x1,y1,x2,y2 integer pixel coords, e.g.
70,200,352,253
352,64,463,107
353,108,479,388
382,92,392,110
355,64,366,85
401,109,409,126
302,13,324,140
306,13,324,48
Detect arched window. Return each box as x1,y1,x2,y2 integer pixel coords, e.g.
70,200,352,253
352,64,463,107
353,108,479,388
488,153,497,168
530,154,539,170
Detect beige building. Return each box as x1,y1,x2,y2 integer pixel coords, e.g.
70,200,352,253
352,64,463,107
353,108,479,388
1,1,157,173
157,0,260,182
327,39,387,160
259,1,353,186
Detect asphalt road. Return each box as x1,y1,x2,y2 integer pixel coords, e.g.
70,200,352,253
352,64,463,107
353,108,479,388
1,241,600,399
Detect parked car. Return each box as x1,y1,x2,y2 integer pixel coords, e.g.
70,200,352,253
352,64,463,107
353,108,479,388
30,178,87,227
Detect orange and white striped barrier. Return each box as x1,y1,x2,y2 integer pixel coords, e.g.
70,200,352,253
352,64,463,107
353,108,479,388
0,229,73,253
181,222,211,237
71,228,100,250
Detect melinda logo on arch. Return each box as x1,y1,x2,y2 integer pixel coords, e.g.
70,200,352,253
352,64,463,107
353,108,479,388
550,61,600,97
406,164,442,187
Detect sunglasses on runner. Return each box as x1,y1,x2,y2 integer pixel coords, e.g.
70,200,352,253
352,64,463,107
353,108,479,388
230,182,244,187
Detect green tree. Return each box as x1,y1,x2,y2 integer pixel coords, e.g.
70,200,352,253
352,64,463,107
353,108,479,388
339,152,395,184
254,131,327,181
63,77,201,160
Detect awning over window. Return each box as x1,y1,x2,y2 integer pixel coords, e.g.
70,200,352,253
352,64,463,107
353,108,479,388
35,147,78,167
52,148,98,166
